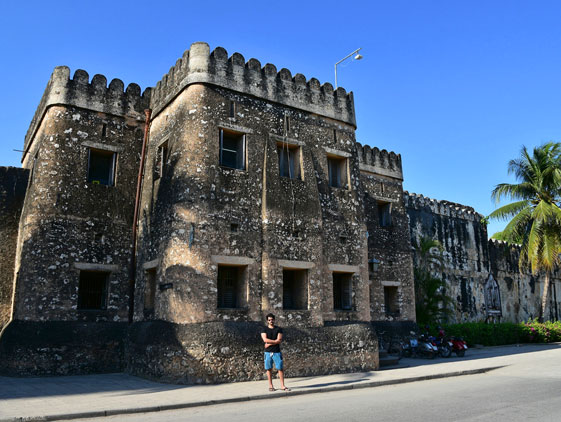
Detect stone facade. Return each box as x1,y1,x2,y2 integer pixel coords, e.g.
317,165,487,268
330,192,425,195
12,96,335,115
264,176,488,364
406,192,561,323
1,41,556,382
1,42,421,381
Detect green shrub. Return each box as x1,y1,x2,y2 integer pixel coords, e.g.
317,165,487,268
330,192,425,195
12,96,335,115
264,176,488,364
433,320,561,346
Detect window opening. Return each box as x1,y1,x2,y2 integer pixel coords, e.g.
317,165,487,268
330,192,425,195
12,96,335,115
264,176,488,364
230,222,239,232
333,129,337,142
333,272,353,310
327,155,348,188
284,114,291,134
219,129,245,170
78,271,108,310
101,123,107,138
87,148,116,186
217,265,245,308
339,235,348,244
277,142,301,180
229,101,236,118
378,201,392,227
384,286,400,316
283,269,308,310
154,141,169,180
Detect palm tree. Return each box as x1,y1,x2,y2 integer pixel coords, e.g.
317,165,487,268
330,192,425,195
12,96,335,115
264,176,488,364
489,142,561,321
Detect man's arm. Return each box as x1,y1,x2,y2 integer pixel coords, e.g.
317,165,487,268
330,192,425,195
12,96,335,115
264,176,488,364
261,332,283,345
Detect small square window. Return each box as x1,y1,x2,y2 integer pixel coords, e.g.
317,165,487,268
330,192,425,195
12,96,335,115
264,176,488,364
230,223,239,232
277,142,301,179
282,269,308,310
384,286,400,316
217,265,246,309
88,149,116,186
333,272,353,311
327,155,348,188
378,201,392,227
154,141,168,180
220,129,245,170
78,271,108,310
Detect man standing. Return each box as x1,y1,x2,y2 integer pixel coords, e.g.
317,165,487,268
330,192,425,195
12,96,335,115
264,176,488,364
260,313,290,392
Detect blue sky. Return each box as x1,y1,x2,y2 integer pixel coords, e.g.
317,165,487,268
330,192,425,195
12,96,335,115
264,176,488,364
2,1,561,236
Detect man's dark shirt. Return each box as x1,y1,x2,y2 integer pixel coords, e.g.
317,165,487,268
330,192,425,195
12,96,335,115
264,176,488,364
261,326,283,353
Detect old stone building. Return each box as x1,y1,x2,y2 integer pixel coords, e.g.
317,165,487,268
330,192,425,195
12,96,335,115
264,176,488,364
0,42,557,383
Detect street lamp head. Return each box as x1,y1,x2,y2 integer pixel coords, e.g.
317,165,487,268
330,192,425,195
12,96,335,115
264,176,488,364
354,53,363,60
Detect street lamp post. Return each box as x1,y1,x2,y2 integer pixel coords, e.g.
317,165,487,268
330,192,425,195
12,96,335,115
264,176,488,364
334,48,363,88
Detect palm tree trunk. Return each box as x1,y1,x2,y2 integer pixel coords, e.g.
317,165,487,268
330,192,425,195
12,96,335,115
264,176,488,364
539,271,551,322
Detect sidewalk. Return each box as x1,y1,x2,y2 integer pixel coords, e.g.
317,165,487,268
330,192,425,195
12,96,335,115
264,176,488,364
1,343,559,422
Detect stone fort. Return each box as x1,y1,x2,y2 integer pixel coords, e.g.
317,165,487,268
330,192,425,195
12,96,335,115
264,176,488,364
0,42,559,383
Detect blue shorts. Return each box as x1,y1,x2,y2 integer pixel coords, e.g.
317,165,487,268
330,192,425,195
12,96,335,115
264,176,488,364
264,352,283,370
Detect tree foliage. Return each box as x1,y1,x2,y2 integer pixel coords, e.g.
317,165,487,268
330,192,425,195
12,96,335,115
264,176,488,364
489,142,561,321
413,237,454,325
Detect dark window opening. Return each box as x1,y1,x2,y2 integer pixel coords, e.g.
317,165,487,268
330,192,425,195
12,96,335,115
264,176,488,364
144,268,156,312
154,141,168,180
327,155,348,188
368,258,380,272
384,286,400,316
87,149,116,186
78,271,108,310
219,129,245,170
339,235,348,244
333,272,353,310
229,101,236,118
333,129,337,142
101,123,107,138
230,222,239,232
284,114,291,134
277,142,301,179
217,265,245,309
378,201,392,227
388,260,393,267
283,269,308,310
292,230,300,239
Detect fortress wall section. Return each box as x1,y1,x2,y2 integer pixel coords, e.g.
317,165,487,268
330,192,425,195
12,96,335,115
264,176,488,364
488,240,561,322
0,167,29,331
357,145,416,323
405,193,561,322
129,43,376,383
0,68,148,375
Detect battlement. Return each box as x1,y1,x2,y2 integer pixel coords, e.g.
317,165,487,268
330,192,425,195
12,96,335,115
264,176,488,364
23,66,151,161
404,192,483,221
149,42,356,126
356,143,403,180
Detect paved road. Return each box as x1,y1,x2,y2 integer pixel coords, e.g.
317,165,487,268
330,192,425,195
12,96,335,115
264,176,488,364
77,346,561,422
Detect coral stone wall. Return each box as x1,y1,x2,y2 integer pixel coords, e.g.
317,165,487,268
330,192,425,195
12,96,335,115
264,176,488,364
0,167,29,330
406,192,561,322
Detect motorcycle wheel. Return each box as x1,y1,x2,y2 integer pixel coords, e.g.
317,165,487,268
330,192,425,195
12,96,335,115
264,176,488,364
440,346,452,358
456,349,465,357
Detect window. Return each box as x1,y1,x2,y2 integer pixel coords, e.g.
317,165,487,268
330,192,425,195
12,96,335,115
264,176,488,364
333,272,353,310
282,269,308,310
144,268,156,312
384,286,400,316
87,149,116,186
277,142,301,179
378,201,392,227
154,141,168,180
219,129,245,170
230,223,239,232
78,271,108,310
217,265,245,308
327,155,348,188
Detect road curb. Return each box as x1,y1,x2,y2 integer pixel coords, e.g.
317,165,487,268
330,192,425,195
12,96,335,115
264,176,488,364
0,366,505,422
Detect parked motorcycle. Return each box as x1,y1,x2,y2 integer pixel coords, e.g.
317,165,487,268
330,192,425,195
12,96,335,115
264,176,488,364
450,336,468,357
402,332,438,359
429,335,453,358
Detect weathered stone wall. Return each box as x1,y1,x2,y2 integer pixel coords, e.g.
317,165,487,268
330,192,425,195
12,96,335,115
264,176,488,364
0,167,29,330
406,192,561,322
127,321,378,384
357,145,416,323
0,68,148,374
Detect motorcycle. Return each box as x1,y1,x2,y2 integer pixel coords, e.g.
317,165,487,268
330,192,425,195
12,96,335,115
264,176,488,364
450,336,468,357
402,332,438,359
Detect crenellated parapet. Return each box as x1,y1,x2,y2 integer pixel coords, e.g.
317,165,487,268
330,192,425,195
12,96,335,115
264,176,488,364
149,42,356,126
404,192,483,221
23,66,151,161
356,142,403,180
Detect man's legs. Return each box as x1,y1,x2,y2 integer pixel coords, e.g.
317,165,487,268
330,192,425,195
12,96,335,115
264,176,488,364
266,369,274,389
278,369,287,389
